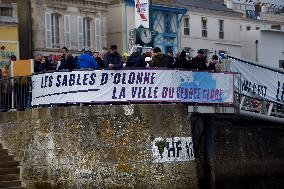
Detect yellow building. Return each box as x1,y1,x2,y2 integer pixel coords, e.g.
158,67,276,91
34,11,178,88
0,2,19,68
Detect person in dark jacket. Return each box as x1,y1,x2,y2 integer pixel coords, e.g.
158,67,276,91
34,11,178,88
150,47,167,67
35,56,55,73
175,50,191,69
126,51,146,68
164,49,175,68
58,47,76,70
79,50,99,69
191,49,207,70
104,45,123,69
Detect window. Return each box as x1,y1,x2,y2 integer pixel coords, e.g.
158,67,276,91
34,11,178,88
164,14,172,33
201,17,207,37
51,14,60,48
83,17,91,48
219,20,224,39
77,16,92,50
95,17,101,51
64,15,71,49
279,60,284,69
184,16,190,35
45,12,60,48
246,26,251,31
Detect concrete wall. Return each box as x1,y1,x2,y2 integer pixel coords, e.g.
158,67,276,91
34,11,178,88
0,105,198,189
191,114,284,189
181,11,242,58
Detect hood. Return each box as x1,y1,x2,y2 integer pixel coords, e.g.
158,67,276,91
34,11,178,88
80,53,91,61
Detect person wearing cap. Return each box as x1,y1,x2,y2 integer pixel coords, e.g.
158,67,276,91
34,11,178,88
208,55,222,72
150,47,167,67
191,49,207,70
104,45,123,69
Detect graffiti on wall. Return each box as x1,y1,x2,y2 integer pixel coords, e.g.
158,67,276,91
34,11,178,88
152,137,195,163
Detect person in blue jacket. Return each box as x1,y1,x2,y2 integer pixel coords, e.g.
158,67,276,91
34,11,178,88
79,50,99,69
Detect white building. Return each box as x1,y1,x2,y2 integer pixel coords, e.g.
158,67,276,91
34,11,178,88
177,0,243,59
225,0,284,68
241,29,284,68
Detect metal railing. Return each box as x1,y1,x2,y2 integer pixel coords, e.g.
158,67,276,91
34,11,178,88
0,76,32,112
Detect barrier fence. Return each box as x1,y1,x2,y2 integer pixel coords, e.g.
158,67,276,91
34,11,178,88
0,76,32,111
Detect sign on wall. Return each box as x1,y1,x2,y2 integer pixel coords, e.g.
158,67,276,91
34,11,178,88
0,41,19,68
152,137,195,163
135,0,149,28
31,70,234,106
230,58,284,105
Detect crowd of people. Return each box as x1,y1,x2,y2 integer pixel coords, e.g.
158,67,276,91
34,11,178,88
33,45,223,73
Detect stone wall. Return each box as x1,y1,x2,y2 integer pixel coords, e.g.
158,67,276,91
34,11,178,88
0,105,198,189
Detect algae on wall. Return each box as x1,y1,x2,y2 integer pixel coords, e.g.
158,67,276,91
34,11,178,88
0,105,198,189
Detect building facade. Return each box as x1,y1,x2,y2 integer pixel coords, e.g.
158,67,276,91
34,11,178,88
30,0,109,57
225,0,284,68
107,0,187,54
240,29,284,68
0,1,18,67
178,0,243,59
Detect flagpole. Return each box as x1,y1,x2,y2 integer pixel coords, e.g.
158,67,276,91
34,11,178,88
149,0,153,47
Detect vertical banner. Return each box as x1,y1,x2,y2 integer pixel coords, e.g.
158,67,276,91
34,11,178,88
135,0,149,28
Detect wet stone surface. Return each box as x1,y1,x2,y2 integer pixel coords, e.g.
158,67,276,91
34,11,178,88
0,105,198,189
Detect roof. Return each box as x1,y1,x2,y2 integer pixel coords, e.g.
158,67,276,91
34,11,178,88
175,0,242,15
152,0,185,8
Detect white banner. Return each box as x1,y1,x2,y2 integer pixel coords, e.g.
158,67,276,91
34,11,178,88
31,70,234,106
152,137,195,163
230,58,284,105
135,0,149,28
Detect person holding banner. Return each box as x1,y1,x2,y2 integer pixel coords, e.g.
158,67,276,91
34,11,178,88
104,45,123,69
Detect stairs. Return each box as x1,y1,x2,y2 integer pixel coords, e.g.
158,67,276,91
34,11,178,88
0,144,23,189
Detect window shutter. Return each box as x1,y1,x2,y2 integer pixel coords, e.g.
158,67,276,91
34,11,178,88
45,12,52,48
95,17,101,51
64,15,71,49
77,16,84,50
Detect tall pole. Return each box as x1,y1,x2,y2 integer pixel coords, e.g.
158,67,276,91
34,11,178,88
149,0,153,47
